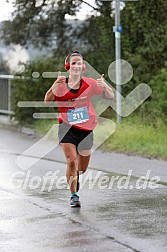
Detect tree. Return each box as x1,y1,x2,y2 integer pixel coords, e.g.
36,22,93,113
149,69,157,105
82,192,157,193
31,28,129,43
121,0,167,80
0,52,10,74
72,1,115,78
2,0,167,123
12,57,64,124
2,0,167,76
1,0,97,53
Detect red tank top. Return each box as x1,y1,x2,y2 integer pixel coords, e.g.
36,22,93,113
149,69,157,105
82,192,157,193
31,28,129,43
54,77,103,130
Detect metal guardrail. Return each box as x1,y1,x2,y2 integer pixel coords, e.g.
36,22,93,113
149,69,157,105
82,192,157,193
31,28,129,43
0,74,15,115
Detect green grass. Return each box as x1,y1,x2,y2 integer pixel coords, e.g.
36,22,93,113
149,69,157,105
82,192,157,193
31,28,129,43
33,117,167,160
33,119,58,140
101,118,167,160
33,119,56,135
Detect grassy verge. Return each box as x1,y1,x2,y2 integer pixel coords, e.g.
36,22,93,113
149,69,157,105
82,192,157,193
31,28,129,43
100,118,167,160
33,117,167,160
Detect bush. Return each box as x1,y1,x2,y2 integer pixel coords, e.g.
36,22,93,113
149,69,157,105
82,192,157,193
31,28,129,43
139,68,167,125
12,57,64,124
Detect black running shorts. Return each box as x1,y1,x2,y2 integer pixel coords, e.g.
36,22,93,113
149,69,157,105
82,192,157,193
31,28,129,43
58,122,93,151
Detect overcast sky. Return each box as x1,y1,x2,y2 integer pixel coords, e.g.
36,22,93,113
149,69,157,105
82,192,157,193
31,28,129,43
0,0,96,22
0,0,15,21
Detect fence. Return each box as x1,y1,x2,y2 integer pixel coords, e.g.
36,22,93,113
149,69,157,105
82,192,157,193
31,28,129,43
0,74,14,115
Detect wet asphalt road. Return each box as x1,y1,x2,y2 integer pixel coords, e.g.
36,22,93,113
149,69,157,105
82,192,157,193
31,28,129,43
0,128,167,252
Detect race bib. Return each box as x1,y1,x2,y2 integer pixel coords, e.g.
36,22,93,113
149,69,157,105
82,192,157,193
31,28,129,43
67,107,89,125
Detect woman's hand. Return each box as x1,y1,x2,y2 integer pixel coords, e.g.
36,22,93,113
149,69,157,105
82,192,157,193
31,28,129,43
51,71,66,95
44,71,66,102
97,74,115,99
96,74,107,88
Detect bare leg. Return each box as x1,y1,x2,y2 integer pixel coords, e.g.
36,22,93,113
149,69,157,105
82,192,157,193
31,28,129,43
60,143,78,194
77,149,91,174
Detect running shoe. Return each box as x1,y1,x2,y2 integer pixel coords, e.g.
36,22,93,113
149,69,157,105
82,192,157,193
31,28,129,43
70,195,81,207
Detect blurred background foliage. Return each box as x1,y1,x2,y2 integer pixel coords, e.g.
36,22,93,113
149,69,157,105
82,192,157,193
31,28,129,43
0,0,167,125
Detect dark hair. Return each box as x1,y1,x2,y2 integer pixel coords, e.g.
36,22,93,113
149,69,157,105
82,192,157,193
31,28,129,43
70,51,83,59
64,51,85,70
